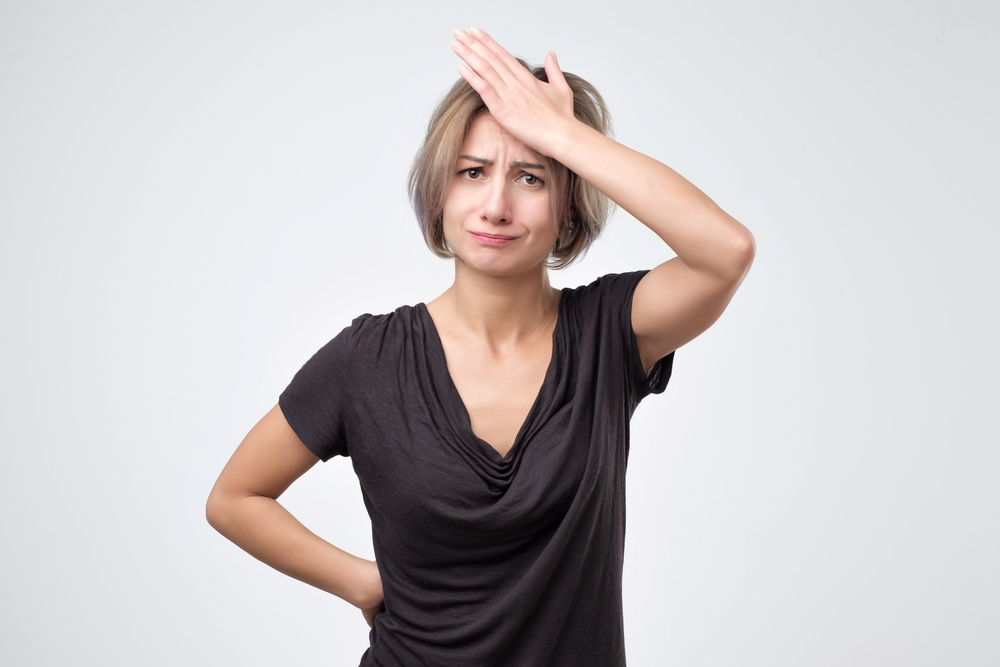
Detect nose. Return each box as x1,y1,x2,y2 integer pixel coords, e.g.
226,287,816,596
480,178,511,225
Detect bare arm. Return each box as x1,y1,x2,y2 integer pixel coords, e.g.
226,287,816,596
206,404,384,626
452,28,755,368
560,130,755,369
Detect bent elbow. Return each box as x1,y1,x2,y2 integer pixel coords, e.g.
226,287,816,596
205,487,229,534
735,229,756,274
721,228,756,283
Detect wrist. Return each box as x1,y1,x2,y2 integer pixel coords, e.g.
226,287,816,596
543,120,605,171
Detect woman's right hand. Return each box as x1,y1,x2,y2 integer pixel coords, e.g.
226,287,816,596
207,405,386,621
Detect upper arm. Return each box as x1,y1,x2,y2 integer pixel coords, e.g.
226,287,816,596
208,404,320,510
632,242,755,370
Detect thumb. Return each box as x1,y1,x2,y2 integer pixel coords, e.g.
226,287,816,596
544,51,570,91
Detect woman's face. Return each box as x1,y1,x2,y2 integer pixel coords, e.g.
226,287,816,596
442,113,557,277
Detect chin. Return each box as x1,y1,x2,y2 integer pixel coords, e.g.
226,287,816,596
456,250,548,278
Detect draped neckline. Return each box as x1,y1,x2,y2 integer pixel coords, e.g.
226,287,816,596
416,292,566,463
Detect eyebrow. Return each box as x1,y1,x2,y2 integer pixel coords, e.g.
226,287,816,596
458,154,545,170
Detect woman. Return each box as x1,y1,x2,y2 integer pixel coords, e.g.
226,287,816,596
207,28,754,666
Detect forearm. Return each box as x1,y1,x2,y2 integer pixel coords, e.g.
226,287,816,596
552,121,754,281
449,27,752,280
207,490,382,610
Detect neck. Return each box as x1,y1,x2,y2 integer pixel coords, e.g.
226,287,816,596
431,260,560,346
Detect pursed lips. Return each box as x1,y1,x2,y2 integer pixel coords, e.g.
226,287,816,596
470,232,518,245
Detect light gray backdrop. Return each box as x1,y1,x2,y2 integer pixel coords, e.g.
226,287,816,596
1,1,997,665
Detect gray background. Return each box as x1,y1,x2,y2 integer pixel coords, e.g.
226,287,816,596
2,0,998,665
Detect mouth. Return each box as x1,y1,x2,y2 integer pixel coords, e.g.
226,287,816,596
470,232,518,246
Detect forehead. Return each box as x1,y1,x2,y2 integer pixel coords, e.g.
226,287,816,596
459,113,543,162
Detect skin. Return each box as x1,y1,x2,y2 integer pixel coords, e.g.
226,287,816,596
206,27,755,629
425,112,562,457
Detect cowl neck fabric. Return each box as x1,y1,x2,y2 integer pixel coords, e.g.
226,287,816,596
416,295,564,465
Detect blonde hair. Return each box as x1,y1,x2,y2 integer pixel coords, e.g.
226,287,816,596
408,61,613,269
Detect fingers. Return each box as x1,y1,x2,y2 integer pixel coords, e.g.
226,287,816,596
453,46,499,110
451,36,502,94
452,28,527,118
451,28,577,153
456,62,493,106
452,28,525,89
465,27,511,64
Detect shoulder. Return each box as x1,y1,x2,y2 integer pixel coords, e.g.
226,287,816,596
558,271,673,398
557,271,651,350
560,271,650,315
342,306,417,344
325,305,426,362
291,305,422,376
562,271,649,298
561,271,672,400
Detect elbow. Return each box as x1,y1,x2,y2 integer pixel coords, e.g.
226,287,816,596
736,228,756,274
205,486,229,534
720,227,756,283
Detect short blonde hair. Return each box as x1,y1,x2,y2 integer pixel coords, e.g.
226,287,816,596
408,62,613,269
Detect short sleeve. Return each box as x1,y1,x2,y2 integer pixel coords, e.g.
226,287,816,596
607,271,675,401
278,324,356,461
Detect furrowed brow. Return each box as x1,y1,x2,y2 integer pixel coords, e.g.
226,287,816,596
458,155,494,165
457,155,544,170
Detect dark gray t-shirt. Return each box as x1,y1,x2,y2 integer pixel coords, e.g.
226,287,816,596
279,271,672,666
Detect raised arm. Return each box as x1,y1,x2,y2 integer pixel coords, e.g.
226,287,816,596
206,404,384,626
567,131,755,369
452,28,755,369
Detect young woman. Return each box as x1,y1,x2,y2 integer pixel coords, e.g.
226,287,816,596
207,28,754,666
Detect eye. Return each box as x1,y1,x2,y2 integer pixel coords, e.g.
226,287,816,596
460,167,483,179
518,172,544,186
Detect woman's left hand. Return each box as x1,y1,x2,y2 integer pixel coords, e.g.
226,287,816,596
362,602,385,628
452,27,576,157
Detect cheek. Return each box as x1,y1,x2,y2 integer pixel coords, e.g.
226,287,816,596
440,191,460,232
531,198,558,239
440,201,470,252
